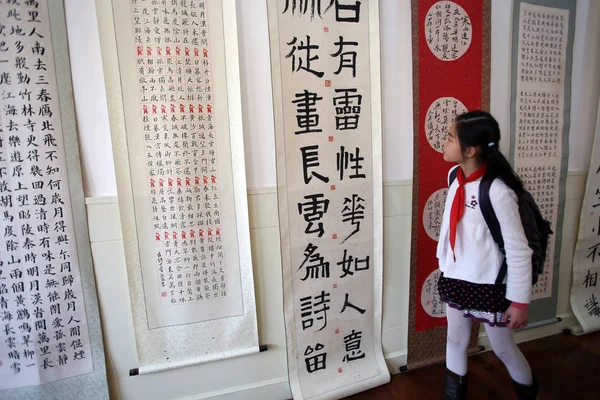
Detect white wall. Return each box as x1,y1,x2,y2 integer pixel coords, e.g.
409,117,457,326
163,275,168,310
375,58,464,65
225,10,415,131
74,0,600,197
64,0,116,196
65,1,600,399
570,0,600,172
236,0,277,188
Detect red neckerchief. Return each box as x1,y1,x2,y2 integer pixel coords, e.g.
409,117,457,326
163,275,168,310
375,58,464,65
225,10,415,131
449,165,487,261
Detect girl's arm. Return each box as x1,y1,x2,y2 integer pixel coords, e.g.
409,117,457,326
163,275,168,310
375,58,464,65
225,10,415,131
489,182,533,304
511,302,528,309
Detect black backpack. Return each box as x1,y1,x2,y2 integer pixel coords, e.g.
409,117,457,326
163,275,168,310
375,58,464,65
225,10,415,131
449,167,552,286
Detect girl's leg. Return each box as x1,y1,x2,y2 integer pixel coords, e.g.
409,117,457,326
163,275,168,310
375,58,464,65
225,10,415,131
445,304,472,375
483,323,533,385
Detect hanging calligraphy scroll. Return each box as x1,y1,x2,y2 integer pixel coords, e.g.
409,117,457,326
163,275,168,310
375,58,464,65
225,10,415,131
571,105,600,334
99,0,259,374
510,0,575,326
0,0,108,397
267,1,389,398
406,0,490,370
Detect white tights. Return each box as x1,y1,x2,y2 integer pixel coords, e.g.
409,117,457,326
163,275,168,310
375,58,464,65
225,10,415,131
445,304,533,385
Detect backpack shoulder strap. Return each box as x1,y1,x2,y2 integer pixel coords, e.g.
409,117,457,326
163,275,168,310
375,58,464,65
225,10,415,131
478,173,508,285
448,165,459,188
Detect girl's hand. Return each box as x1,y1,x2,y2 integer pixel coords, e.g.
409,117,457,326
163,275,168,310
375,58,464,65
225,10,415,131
504,305,528,330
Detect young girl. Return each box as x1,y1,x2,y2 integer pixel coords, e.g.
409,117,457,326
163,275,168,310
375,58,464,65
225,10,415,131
437,111,539,400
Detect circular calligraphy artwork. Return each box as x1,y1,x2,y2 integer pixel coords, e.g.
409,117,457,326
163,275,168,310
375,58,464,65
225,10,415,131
421,269,446,318
423,188,448,241
425,1,472,61
425,97,468,153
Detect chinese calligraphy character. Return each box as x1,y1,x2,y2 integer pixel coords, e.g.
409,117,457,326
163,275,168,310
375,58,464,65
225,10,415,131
298,193,330,237
340,293,365,315
333,89,362,131
341,194,364,242
282,0,334,20
342,329,365,362
298,243,330,280
587,242,600,263
300,145,329,184
337,249,369,278
286,36,324,78
583,270,598,288
300,291,330,331
336,146,365,179
334,0,361,23
331,37,358,77
293,90,323,134
585,294,600,317
304,343,327,373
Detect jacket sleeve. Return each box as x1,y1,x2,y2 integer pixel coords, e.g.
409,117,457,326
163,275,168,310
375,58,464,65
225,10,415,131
489,182,533,304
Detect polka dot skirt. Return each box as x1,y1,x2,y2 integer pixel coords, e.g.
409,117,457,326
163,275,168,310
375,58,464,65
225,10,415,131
437,274,512,327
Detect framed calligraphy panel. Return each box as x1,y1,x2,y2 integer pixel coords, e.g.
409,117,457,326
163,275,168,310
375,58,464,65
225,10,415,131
98,0,259,374
407,0,490,370
571,108,600,334
510,0,576,326
267,1,389,398
0,0,108,397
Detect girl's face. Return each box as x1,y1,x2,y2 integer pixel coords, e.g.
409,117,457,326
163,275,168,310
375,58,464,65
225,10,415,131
443,123,465,163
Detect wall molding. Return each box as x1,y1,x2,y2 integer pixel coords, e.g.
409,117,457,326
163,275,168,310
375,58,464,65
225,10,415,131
171,349,410,400
246,179,413,196
174,376,290,400
384,350,408,373
566,170,588,177
246,185,278,196
85,195,118,205
85,170,588,203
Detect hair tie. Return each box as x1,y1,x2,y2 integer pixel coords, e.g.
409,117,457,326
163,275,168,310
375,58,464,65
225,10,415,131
488,142,495,148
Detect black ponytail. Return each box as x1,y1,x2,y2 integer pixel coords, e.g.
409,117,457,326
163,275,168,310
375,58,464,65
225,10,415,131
454,110,525,195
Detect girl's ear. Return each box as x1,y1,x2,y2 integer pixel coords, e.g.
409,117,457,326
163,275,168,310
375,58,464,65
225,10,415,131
463,145,479,159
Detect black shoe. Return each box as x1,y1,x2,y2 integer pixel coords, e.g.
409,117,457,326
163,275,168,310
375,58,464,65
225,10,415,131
513,375,539,400
444,368,468,400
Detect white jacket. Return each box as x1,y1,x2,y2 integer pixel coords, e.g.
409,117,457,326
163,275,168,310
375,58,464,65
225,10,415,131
436,167,533,304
